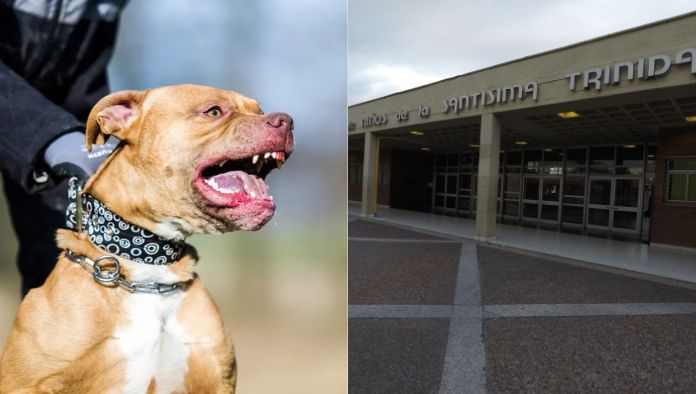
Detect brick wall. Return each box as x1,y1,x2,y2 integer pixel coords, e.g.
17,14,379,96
652,125,696,249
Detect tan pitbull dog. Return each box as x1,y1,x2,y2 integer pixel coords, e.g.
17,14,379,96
0,84,294,393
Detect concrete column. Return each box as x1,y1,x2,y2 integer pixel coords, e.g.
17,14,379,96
361,132,380,216
475,113,501,240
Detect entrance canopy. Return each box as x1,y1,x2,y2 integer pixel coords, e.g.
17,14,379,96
349,85,696,153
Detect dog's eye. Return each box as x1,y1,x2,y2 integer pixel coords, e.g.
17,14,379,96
204,106,223,118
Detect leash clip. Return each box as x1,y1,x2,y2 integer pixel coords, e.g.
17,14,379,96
92,255,121,283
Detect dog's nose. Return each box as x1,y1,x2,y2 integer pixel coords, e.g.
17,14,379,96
265,113,293,132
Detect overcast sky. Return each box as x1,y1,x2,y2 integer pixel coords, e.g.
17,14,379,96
349,0,696,105
109,0,346,226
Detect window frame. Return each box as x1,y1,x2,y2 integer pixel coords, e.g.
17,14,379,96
665,157,696,203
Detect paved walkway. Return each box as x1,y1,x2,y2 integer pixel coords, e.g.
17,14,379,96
348,202,696,285
349,217,696,393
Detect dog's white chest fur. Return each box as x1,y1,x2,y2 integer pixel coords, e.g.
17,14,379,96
114,291,189,393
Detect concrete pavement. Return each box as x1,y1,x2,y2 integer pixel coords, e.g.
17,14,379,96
349,216,696,393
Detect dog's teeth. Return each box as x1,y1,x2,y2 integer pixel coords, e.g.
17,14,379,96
276,159,284,169
271,152,278,159
269,195,274,200
264,152,271,159
252,155,259,164
219,160,227,167
205,178,220,191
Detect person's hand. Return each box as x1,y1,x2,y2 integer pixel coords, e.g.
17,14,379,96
43,131,118,181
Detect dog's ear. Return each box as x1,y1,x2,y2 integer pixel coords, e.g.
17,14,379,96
85,90,144,151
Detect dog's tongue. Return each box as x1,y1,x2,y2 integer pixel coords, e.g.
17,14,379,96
205,170,268,198
214,173,244,192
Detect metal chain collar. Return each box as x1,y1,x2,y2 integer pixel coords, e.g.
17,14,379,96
65,250,181,294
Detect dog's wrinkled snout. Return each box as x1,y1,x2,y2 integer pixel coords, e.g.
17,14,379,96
264,113,293,133
263,112,294,154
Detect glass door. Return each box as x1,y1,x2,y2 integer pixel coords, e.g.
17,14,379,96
457,153,476,216
614,145,644,234
586,177,642,233
458,173,473,214
587,177,612,229
540,176,560,222
433,173,458,213
562,148,587,228
522,176,541,220
612,177,641,233
432,154,460,215
521,150,542,221
540,149,563,224
502,151,522,220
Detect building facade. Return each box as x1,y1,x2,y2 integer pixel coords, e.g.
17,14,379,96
348,12,696,249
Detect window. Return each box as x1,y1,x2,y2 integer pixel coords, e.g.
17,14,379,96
542,149,563,175
348,163,362,184
666,158,696,202
523,150,541,174
616,145,644,175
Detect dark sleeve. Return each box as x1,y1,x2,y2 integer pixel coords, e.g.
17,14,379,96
0,58,84,193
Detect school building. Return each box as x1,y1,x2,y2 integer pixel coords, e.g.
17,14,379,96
349,12,696,252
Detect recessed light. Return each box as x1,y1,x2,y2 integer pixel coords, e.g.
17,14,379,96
410,130,425,136
622,144,636,148
420,147,431,151
544,148,554,152
557,111,580,118
686,115,696,122
514,140,528,145
648,154,655,158
469,144,480,148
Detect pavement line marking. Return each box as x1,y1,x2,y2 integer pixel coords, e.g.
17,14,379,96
439,306,486,394
349,302,696,319
348,304,453,319
439,241,487,394
454,241,481,306
484,302,696,318
348,237,460,243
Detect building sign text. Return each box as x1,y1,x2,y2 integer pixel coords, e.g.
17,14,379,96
443,81,538,114
566,47,696,91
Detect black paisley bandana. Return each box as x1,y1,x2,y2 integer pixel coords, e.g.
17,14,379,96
65,177,185,265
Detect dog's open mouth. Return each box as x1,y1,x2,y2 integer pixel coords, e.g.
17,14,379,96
195,151,287,208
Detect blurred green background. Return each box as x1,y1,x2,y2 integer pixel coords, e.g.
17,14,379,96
0,1,347,393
